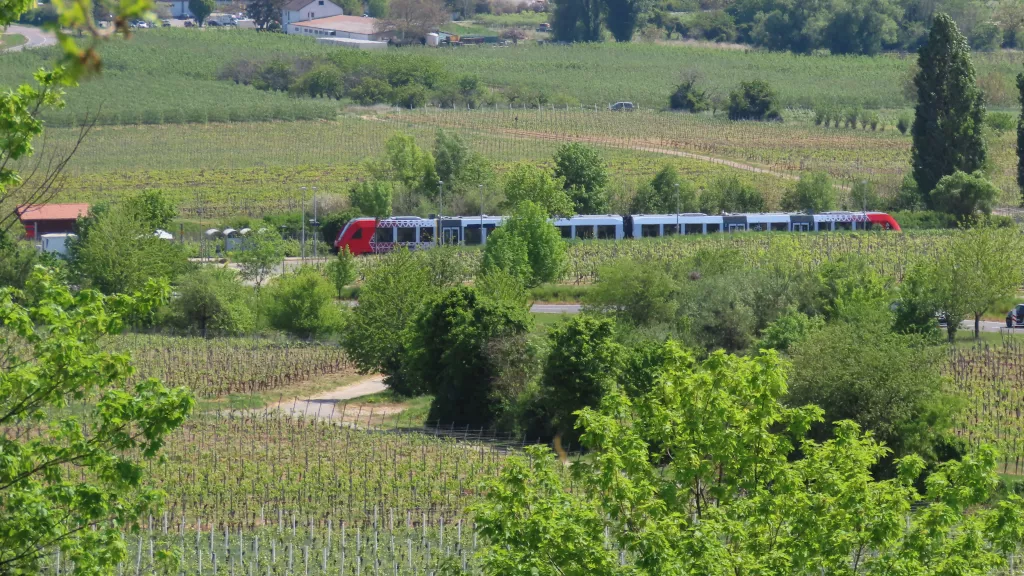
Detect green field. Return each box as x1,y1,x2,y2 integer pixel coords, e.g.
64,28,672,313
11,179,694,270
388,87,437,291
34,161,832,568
1,28,1023,129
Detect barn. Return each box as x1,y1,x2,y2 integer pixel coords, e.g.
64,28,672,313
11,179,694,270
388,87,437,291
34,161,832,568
17,203,89,239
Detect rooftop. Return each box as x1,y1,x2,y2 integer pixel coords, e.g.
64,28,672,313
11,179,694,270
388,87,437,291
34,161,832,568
17,203,89,221
292,14,380,35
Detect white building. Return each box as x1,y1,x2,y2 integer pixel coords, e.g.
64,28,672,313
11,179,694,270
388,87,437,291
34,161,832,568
168,0,192,18
282,0,344,28
287,14,390,41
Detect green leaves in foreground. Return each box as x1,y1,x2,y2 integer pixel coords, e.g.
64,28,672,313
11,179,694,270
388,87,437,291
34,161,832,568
0,267,194,575
474,344,1024,576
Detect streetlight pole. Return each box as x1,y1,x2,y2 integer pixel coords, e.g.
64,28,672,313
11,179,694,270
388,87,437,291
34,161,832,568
479,184,484,244
675,183,680,236
300,186,307,263
437,180,444,245
312,186,318,260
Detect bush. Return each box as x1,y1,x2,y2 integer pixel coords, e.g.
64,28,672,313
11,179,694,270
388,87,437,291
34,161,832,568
553,143,609,214
629,165,697,214
540,315,623,445
325,248,357,298
985,111,1016,133
889,210,958,230
929,170,998,220
263,267,344,338
500,162,574,217
584,258,678,326
482,201,566,287
755,308,823,353
349,77,393,105
173,268,255,336
701,175,765,213
669,78,710,112
848,180,881,210
349,180,393,219
406,286,531,428
781,172,836,213
896,115,910,134
727,80,781,121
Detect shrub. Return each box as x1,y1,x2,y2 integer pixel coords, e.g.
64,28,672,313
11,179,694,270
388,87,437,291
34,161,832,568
263,266,344,338
896,115,910,134
349,77,393,105
349,180,393,219
727,80,781,121
700,176,765,213
781,172,836,213
406,286,531,428
325,248,357,298
985,111,1015,133
929,170,998,220
848,180,881,210
584,258,678,327
669,77,710,112
629,165,697,214
553,143,609,214
173,268,255,336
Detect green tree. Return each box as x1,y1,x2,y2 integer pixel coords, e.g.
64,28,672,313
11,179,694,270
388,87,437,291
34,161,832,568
480,228,532,284
433,129,469,187
368,0,388,17
929,170,998,220
892,263,942,339
604,0,648,41
0,269,194,575
349,180,393,219
473,344,1022,576
263,266,344,339
190,0,215,25
781,172,837,213
584,258,677,326
788,318,954,476
174,267,255,336
629,165,697,214
551,0,603,41
930,225,1024,339
824,0,900,55
406,286,531,427
727,79,782,121
125,189,176,231
755,308,823,352
245,0,284,29
540,314,622,445
500,162,575,217
70,206,190,296
553,143,609,214
341,248,435,395
669,75,710,112
374,132,437,196
325,247,357,298
911,13,987,205
700,176,766,213
482,201,566,287
234,230,285,293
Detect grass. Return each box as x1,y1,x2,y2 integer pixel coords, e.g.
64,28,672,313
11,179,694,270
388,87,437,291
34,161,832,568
529,283,592,303
0,33,27,50
194,371,365,411
531,311,573,335
474,12,548,27
355,391,434,427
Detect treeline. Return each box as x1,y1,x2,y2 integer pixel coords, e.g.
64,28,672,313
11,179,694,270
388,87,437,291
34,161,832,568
557,0,1022,54
220,51,576,108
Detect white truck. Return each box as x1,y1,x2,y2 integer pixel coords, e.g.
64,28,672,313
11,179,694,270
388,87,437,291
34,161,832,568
39,233,76,256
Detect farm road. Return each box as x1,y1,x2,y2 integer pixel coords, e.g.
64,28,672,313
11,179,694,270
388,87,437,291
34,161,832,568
270,375,388,420
3,25,55,51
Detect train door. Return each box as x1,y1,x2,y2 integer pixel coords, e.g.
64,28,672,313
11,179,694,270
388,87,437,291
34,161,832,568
792,223,811,232
442,227,460,245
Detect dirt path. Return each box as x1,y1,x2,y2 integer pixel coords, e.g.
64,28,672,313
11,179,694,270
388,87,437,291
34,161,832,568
270,374,389,420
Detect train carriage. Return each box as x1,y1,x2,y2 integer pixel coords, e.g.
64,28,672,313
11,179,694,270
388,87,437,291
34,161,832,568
335,211,900,255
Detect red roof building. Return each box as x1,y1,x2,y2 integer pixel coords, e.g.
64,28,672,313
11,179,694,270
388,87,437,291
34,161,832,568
17,203,89,239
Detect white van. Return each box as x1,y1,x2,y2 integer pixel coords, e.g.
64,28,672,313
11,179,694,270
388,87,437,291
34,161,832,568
39,233,76,256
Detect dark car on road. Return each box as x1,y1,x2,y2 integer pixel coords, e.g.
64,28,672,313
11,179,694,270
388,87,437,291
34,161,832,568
1007,304,1024,327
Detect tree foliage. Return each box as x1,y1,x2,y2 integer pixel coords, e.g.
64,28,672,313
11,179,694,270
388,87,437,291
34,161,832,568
553,143,609,214
263,266,344,339
551,0,604,42
0,268,194,575
481,201,566,287
325,247,357,298
189,0,215,25
911,13,987,204
245,0,284,29
781,171,837,212
629,165,697,214
669,75,710,112
374,0,447,39
233,230,285,292
173,267,255,336
699,176,766,213
349,180,394,219
929,170,998,219
474,344,1024,576
727,79,782,121
405,286,531,427
1018,71,1024,203
501,162,575,217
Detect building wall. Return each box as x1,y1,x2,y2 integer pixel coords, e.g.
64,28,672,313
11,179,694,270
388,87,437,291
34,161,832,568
282,0,343,27
23,220,76,239
286,24,377,39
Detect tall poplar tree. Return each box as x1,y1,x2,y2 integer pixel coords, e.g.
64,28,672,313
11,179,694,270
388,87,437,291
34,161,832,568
910,13,986,207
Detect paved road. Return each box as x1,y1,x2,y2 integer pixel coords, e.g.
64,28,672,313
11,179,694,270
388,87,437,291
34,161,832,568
531,303,582,314
3,25,56,52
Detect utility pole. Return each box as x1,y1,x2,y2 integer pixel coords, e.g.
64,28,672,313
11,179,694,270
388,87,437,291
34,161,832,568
479,184,484,244
300,186,307,263
311,186,319,260
437,180,444,245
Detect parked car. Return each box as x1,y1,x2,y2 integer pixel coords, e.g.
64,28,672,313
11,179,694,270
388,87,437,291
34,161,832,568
609,101,635,111
161,19,171,26
1006,304,1024,327
183,19,195,27
536,22,551,32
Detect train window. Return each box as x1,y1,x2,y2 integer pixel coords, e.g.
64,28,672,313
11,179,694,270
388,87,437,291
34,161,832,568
374,228,393,243
465,227,482,245
597,225,617,239
559,226,572,239
863,222,874,231
419,227,434,242
727,224,746,233
684,223,703,235
793,223,810,232
577,226,595,240
817,222,833,232
706,223,721,233
397,227,415,243
641,224,660,237
835,222,852,231
770,222,788,232
664,224,679,236
352,229,364,239
748,223,766,232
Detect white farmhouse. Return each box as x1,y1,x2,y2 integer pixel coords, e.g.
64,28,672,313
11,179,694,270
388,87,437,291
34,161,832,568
282,0,344,28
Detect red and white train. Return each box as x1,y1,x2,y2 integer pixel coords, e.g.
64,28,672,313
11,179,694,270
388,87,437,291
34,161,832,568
334,211,902,256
